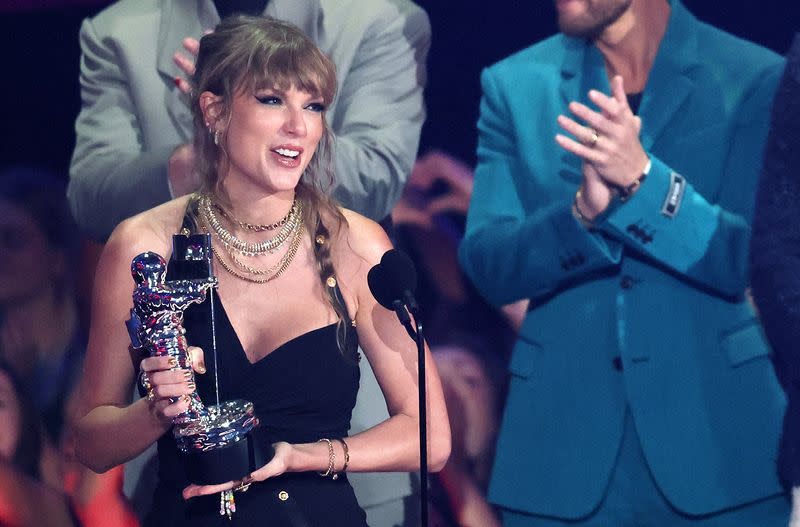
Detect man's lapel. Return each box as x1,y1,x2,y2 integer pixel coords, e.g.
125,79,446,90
637,0,698,151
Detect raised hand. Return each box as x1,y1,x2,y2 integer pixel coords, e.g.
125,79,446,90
173,37,201,95
555,75,649,190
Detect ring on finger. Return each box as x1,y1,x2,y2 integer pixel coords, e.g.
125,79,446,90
585,128,600,148
139,369,152,392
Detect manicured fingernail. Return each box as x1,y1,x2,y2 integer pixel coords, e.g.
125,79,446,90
183,370,193,381
197,364,206,374
174,77,181,87
168,357,178,368
186,382,196,392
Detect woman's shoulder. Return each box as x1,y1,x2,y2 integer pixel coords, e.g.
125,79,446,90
338,208,393,266
105,196,192,263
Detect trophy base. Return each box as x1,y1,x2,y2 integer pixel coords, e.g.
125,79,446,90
175,400,273,485
183,432,275,485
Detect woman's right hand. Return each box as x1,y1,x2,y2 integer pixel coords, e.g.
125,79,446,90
139,346,206,424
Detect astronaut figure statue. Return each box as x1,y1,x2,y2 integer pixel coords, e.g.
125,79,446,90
129,249,260,484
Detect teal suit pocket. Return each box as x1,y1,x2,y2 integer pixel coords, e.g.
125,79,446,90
721,320,771,367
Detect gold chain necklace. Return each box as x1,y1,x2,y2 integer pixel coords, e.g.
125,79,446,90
226,223,304,277
199,194,302,256
210,225,305,284
212,200,293,232
198,199,306,284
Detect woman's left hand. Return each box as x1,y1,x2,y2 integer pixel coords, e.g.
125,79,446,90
182,441,293,499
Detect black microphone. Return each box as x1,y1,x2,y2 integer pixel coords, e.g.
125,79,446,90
367,249,430,527
368,249,419,338
367,249,418,310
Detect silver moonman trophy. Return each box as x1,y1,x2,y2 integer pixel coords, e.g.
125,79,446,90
127,233,263,485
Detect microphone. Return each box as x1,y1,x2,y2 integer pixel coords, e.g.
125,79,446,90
367,249,418,312
367,249,420,338
367,249,430,527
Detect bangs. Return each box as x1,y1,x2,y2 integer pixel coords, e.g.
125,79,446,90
239,41,336,105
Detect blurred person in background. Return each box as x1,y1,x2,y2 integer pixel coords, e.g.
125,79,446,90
0,358,77,527
0,167,82,445
0,167,139,527
430,344,503,527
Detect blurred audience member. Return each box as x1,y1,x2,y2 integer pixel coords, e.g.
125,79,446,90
430,345,502,527
0,167,138,527
392,152,517,525
0,167,82,444
392,151,526,351
0,358,77,527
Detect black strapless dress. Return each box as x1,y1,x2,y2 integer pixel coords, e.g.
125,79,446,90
143,260,367,526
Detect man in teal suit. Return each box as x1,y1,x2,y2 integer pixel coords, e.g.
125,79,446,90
459,0,789,524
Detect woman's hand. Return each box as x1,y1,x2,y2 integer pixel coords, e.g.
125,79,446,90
182,441,294,499
172,37,201,95
139,346,206,425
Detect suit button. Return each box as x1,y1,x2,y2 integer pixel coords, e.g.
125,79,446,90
620,275,634,289
278,490,289,501
612,356,623,371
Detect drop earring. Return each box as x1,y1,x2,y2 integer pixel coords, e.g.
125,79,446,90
213,130,220,146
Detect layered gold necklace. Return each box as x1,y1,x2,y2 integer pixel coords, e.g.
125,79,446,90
198,193,305,284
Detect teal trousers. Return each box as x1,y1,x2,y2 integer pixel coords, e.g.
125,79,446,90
501,410,789,526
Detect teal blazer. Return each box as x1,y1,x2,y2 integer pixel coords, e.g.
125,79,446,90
459,1,786,519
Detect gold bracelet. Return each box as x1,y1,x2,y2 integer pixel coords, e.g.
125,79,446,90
333,438,350,480
618,158,652,202
572,189,594,229
317,438,335,478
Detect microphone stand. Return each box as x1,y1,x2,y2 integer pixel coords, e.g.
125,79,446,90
391,295,428,527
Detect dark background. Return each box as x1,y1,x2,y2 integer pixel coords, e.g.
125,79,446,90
0,1,796,175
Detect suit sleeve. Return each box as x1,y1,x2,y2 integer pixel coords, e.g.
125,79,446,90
458,68,623,308
327,5,430,221
595,63,784,298
68,17,174,242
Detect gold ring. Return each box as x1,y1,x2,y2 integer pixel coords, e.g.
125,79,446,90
586,128,600,147
139,370,152,392
146,387,155,402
